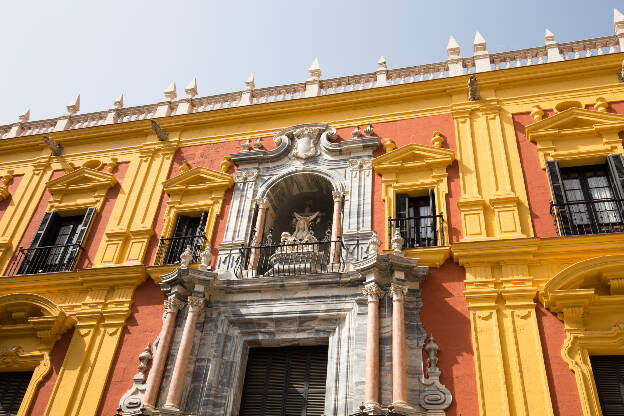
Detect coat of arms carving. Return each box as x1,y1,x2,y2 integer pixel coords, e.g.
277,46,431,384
291,127,322,160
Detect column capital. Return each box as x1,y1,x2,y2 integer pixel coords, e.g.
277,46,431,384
187,296,205,312
252,197,269,209
164,296,185,313
389,283,408,301
332,190,347,202
362,282,385,301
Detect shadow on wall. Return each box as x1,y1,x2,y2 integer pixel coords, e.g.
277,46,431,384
419,260,479,416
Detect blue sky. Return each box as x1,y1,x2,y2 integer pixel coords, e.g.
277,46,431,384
0,1,622,125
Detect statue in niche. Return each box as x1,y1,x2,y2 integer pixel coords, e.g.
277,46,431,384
279,200,323,246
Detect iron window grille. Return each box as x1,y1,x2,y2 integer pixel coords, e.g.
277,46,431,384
154,212,208,266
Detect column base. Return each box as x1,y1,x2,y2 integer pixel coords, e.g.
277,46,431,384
162,403,180,411
390,401,415,415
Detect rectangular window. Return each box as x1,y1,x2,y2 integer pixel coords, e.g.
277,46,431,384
392,190,439,248
0,371,33,416
155,211,208,266
239,345,328,416
590,355,624,415
548,157,624,236
13,207,95,275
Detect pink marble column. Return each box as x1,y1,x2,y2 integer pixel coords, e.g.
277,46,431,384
330,191,344,264
248,198,268,271
163,296,204,410
143,295,184,409
390,283,408,406
362,282,384,410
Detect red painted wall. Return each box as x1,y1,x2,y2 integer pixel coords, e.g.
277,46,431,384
535,302,583,416
97,279,165,415
144,140,242,267
0,174,23,222
28,327,74,415
420,260,478,416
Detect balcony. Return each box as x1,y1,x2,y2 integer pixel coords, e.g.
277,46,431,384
388,214,444,249
6,244,83,276
237,238,345,278
550,198,624,236
154,234,207,266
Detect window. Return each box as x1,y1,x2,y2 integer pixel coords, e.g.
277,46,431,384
390,190,440,248
239,345,328,416
155,211,207,265
0,371,33,416
590,355,624,415
547,154,624,236
11,208,95,275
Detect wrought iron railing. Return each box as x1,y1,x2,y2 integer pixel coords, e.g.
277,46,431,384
550,198,624,236
237,238,345,277
154,235,207,266
6,244,84,276
388,214,444,249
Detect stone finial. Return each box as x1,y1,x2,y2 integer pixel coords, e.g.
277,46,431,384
199,244,212,271
178,160,190,174
18,109,30,123
308,58,321,80
367,231,382,257
391,228,405,256
252,137,263,150
383,138,396,153
615,8,624,32
363,123,374,137
377,56,387,71
179,245,193,269
220,156,232,173
245,74,255,91
184,78,198,98
43,135,63,156
431,131,444,148
530,105,544,121
137,344,152,376
351,125,362,138
447,35,461,58
118,344,153,414
424,334,440,377
473,32,491,73
150,119,169,141
544,29,563,62
467,75,481,101
595,97,609,112
66,94,80,115
164,81,177,101
114,94,124,109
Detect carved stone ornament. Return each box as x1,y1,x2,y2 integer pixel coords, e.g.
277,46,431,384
291,126,323,160
389,283,408,300
150,119,169,141
367,231,382,257
391,228,405,256
361,282,384,301
234,169,259,183
424,334,440,375
118,344,152,414
179,245,193,269
199,245,212,271
164,296,185,313
43,135,63,156
467,74,482,101
187,296,205,312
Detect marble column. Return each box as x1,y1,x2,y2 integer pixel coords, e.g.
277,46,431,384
163,296,204,410
143,295,184,409
330,191,344,263
390,283,408,406
362,282,384,410
248,198,268,271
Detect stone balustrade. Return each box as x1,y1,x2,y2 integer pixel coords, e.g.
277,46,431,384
1,15,621,140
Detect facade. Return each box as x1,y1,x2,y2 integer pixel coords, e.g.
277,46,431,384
2,9,624,416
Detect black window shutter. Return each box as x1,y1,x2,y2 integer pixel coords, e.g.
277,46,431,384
607,153,624,200
429,189,437,245
29,211,60,248
63,207,96,269
546,160,572,235
590,355,624,415
0,371,33,416
172,214,191,237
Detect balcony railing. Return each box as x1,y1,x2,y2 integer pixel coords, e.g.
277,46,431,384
550,198,624,236
388,214,444,249
154,234,207,266
6,244,83,276
237,239,345,278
